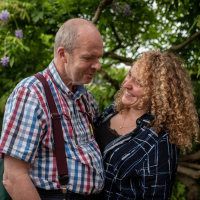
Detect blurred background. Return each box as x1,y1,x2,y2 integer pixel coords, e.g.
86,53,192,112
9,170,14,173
0,0,200,199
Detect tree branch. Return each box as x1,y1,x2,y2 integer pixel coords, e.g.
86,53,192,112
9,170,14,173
168,30,200,51
177,164,200,179
109,22,126,51
103,52,134,66
102,61,120,69
179,162,200,170
92,0,114,24
99,68,119,90
179,150,200,162
109,22,121,44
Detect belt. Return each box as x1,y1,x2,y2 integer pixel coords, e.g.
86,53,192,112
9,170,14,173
36,187,102,200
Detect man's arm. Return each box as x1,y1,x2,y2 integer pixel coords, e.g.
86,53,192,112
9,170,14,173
3,155,41,200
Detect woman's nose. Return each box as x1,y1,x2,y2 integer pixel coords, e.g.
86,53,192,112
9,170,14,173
123,79,132,89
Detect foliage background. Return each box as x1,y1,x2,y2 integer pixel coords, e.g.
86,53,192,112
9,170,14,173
0,0,200,199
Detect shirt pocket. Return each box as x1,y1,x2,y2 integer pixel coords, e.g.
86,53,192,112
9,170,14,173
61,112,95,147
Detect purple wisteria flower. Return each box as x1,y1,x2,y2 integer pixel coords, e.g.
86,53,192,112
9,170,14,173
15,29,23,39
123,4,131,17
0,10,10,22
111,2,121,15
0,56,10,67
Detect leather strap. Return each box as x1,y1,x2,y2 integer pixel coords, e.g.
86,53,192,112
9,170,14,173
33,74,95,192
33,74,69,190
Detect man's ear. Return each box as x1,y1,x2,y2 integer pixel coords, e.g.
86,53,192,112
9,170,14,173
57,47,68,63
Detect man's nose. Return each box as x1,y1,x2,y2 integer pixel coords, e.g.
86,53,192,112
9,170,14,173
92,60,101,71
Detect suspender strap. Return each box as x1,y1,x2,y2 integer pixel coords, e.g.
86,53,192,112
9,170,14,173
33,74,69,193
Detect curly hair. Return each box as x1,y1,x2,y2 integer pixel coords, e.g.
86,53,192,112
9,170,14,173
114,50,199,152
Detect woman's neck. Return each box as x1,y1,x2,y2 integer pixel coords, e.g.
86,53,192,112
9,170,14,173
123,107,148,120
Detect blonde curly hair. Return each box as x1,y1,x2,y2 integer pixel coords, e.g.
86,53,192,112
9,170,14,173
114,50,199,152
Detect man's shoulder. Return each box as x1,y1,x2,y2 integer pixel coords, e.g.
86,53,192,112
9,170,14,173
11,73,48,98
17,75,40,88
83,87,97,103
85,87,94,97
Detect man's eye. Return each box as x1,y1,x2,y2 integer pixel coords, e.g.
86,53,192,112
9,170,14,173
83,57,90,60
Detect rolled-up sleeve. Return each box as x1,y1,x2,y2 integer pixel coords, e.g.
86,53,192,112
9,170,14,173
0,86,45,163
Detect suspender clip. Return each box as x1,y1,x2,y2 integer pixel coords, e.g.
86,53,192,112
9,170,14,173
59,175,69,194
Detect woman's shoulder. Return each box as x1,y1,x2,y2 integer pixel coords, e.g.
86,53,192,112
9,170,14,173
144,126,180,154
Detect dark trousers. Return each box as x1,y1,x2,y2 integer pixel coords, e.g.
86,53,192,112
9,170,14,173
36,187,103,200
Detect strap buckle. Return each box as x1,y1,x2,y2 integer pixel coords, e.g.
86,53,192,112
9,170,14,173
51,113,61,119
59,175,69,194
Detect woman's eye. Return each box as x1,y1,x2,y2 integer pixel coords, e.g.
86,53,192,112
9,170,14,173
136,81,143,87
136,81,140,86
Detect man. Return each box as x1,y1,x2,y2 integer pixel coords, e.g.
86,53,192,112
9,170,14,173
0,18,104,200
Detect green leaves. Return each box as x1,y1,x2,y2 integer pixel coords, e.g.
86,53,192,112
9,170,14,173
88,66,127,114
9,56,14,67
6,35,29,52
31,10,44,23
0,0,200,117
188,15,200,32
171,180,187,200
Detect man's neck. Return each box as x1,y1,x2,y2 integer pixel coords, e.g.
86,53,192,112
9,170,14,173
53,59,74,92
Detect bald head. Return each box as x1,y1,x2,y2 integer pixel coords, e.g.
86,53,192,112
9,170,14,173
54,18,102,56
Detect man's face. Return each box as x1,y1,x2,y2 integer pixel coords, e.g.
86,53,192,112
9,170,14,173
64,32,103,86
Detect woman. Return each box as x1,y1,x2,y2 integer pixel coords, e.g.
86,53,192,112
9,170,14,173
95,50,199,200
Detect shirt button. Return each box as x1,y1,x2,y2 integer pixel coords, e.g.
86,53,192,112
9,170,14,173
136,120,141,124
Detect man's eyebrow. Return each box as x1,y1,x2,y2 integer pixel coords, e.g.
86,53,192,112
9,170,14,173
81,54,92,58
84,53,97,57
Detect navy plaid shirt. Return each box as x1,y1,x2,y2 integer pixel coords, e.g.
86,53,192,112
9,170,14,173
0,61,104,194
95,103,180,200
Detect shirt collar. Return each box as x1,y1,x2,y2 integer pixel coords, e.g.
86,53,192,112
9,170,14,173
45,61,87,99
136,111,154,126
103,110,155,158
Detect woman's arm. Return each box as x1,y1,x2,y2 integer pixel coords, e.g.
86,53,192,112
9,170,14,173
141,139,179,199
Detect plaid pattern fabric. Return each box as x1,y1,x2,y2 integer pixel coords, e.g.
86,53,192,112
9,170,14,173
95,103,180,199
0,61,104,194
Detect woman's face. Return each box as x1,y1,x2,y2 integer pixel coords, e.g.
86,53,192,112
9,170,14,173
122,63,145,110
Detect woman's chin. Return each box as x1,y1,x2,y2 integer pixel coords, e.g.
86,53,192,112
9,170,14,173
122,96,137,106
